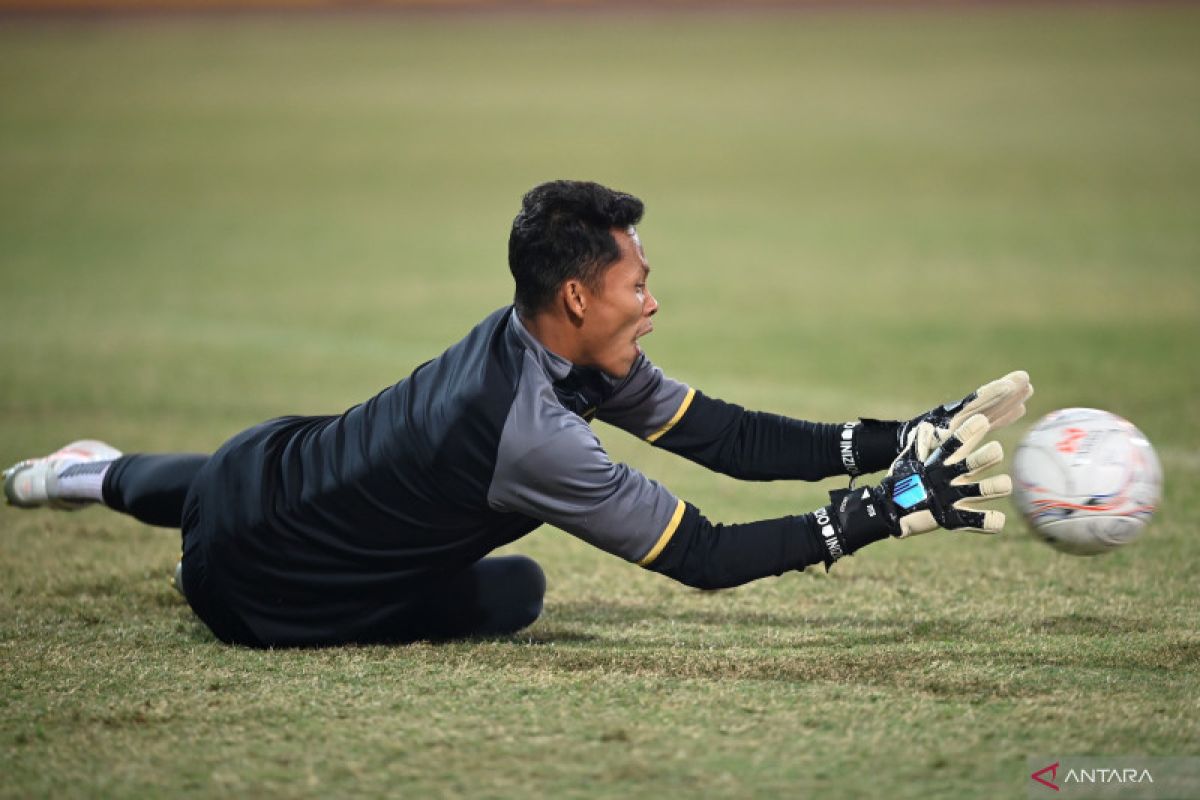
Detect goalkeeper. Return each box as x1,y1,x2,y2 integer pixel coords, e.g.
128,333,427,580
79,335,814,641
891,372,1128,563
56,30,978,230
3,180,1032,648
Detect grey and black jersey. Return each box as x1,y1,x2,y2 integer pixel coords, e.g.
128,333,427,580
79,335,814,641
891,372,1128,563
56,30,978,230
183,306,893,645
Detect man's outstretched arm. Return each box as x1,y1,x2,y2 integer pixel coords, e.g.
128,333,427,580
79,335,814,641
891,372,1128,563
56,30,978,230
599,357,1032,483
649,389,901,482
637,502,836,589
646,415,1011,588
488,396,1009,589
597,357,903,482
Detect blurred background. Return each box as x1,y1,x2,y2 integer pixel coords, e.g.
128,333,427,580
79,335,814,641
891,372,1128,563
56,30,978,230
3,2,1196,458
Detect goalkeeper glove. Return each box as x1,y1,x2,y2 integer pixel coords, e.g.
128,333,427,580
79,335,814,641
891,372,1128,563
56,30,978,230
814,414,1011,567
898,370,1033,460
840,371,1032,478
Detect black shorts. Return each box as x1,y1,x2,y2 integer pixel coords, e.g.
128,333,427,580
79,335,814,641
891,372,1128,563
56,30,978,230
179,489,264,647
176,420,544,648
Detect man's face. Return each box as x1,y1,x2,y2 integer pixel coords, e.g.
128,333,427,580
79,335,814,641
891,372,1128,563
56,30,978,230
577,227,659,379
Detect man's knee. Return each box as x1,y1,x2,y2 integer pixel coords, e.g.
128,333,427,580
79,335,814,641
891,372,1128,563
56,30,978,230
482,555,545,633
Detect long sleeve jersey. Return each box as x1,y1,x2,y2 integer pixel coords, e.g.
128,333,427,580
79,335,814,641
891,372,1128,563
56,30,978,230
189,306,889,644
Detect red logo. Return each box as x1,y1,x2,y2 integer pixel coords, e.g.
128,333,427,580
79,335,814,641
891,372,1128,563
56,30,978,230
1032,761,1061,791
1056,428,1087,454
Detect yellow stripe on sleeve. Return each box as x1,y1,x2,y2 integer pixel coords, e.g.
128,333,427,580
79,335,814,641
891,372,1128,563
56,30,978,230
637,498,687,567
645,387,695,444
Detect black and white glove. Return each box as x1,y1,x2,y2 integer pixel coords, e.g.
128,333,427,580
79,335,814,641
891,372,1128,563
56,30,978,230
840,371,1032,478
814,414,1011,567
898,370,1033,460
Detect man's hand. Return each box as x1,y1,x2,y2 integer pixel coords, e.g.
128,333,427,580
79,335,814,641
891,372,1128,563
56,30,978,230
899,370,1033,460
816,414,1012,565
881,415,1011,537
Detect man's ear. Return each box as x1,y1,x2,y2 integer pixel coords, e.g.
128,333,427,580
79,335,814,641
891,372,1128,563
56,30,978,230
562,279,587,323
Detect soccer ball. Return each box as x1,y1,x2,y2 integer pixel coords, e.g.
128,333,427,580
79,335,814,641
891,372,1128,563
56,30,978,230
1012,408,1162,556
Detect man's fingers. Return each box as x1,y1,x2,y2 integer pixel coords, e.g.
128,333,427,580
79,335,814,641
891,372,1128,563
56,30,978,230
989,404,1027,431
970,508,1006,533
930,414,990,466
954,474,1013,501
950,441,1005,484
956,371,1034,432
998,370,1031,394
948,507,1006,534
978,474,1013,498
982,509,1006,532
949,474,1010,534
965,373,1017,408
914,423,948,462
897,509,938,538
970,440,1004,470
981,370,1031,405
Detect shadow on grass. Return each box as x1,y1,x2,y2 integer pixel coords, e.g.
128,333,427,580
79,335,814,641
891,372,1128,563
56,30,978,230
489,600,1197,699
549,600,1156,638
44,593,1191,704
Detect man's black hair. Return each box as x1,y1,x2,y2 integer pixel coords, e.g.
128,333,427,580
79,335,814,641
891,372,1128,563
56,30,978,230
508,180,644,318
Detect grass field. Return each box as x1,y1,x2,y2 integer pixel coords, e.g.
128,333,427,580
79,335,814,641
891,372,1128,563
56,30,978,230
1,6,1199,798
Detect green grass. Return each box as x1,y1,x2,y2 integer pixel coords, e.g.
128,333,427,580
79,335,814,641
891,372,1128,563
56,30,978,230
2,7,1199,798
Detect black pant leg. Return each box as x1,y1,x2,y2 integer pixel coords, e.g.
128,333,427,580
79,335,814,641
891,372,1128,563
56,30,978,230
185,551,546,648
405,555,546,641
102,454,209,528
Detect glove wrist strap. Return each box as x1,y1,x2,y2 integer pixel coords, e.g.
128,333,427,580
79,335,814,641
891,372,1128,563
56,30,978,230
830,487,897,548
847,419,904,477
815,487,897,570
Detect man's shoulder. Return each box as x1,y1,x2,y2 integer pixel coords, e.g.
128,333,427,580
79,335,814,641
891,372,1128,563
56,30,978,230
442,305,516,363
502,351,599,452
596,354,693,441
376,305,524,462
407,305,520,396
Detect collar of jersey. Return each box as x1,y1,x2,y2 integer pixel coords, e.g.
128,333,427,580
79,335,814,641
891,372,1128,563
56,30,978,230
508,308,574,382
